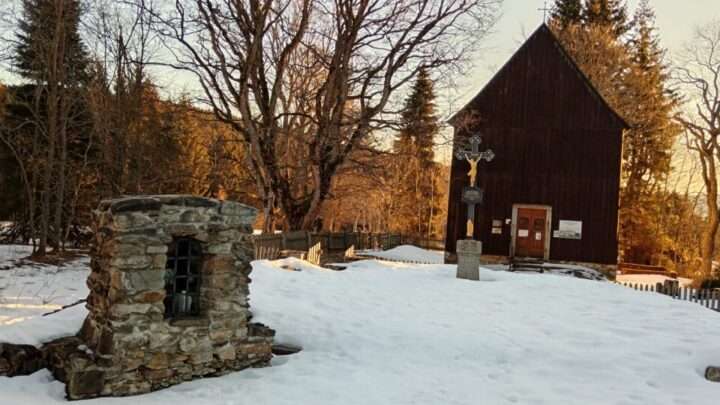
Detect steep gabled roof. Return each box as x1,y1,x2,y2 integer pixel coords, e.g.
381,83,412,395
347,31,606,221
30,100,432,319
450,23,629,129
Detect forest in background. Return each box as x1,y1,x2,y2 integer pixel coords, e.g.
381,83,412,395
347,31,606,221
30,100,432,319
0,0,718,285
0,0,459,255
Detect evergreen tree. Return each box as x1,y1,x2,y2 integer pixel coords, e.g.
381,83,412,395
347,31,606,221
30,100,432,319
550,0,583,30
15,0,88,83
10,0,90,255
618,0,680,264
553,0,680,265
583,0,629,37
393,67,442,239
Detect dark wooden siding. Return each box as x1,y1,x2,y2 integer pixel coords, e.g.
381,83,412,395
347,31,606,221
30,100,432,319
444,25,625,265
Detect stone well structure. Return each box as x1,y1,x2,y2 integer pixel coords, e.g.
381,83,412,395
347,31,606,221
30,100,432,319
52,195,274,400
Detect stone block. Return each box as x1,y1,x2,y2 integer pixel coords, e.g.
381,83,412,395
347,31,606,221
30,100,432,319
114,212,154,231
146,353,169,370
207,243,233,255
0,343,45,377
203,256,235,274
146,245,167,254
180,210,204,223
123,271,166,293
67,370,105,399
109,197,162,214
456,239,482,281
190,351,213,365
132,290,165,304
219,201,257,218
110,303,155,318
216,345,236,361
707,366,720,382
142,367,174,381
178,337,198,353
164,223,202,237
110,255,152,270
209,329,233,342
248,323,276,338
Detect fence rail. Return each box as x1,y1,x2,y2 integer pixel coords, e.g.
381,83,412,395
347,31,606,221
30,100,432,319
252,231,404,261
617,281,720,312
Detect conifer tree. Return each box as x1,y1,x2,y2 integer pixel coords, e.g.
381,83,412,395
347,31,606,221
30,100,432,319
393,67,442,239
553,0,680,265
618,0,680,263
583,0,629,37
15,0,88,83
550,0,583,30
10,0,89,255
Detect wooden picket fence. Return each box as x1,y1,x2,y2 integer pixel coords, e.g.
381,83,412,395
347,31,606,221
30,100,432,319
252,231,403,262
307,242,322,265
617,281,720,312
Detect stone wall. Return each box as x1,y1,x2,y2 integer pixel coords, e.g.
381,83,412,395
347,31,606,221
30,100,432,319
54,195,274,400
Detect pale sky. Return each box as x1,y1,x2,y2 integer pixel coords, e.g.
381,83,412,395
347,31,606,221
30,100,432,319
436,0,720,166
450,0,719,114
1,0,717,170
3,1,715,98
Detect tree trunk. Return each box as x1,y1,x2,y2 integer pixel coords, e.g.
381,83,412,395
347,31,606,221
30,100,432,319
54,97,68,252
38,84,58,256
700,157,719,283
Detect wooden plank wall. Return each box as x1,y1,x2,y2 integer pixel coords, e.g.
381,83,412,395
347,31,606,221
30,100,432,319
445,25,624,265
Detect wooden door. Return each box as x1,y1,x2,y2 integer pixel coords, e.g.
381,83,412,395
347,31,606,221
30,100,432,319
515,207,548,258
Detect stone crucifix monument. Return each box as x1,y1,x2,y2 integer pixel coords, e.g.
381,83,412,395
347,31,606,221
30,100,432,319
454,134,494,280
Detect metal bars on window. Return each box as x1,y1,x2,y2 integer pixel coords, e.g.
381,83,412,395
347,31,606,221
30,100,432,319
164,238,202,318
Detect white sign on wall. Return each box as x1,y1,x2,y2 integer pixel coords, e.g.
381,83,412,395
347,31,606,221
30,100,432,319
554,220,582,240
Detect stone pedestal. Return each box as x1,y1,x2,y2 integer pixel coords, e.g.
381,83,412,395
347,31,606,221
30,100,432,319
456,239,482,280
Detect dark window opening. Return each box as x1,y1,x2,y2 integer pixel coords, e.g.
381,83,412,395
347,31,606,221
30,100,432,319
164,238,202,318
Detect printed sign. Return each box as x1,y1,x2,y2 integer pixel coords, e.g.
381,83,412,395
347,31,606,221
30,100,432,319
518,229,529,238
462,187,484,205
492,227,502,235
492,219,503,227
555,220,582,239
535,232,542,240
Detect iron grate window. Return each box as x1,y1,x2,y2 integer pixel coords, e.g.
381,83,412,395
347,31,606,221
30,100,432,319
164,238,202,318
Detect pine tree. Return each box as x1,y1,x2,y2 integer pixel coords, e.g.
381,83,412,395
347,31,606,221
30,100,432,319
11,0,90,255
15,0,88,81
583,0,629,37
550,0,583,30
618,0,680,264
553,0,680,265
15,0,88,83
393,67,441,239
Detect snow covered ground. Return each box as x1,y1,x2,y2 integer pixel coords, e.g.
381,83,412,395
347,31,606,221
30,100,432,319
0,244,34,265
1,246,720,404
0,247,89,345
358,244,445,263
616,273,694,287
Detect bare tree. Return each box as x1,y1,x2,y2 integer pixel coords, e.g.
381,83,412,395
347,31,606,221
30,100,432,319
675,18,720,282
136,0,500,231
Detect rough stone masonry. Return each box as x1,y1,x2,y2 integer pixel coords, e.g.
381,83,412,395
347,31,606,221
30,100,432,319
47,195,274,400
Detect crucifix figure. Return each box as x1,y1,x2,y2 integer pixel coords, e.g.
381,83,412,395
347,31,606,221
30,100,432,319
454,134,494,238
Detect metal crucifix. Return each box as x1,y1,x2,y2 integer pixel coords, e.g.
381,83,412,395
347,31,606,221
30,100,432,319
454,134,494,238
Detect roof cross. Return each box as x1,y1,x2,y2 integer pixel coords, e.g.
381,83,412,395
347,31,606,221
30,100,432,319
538,0,551,23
